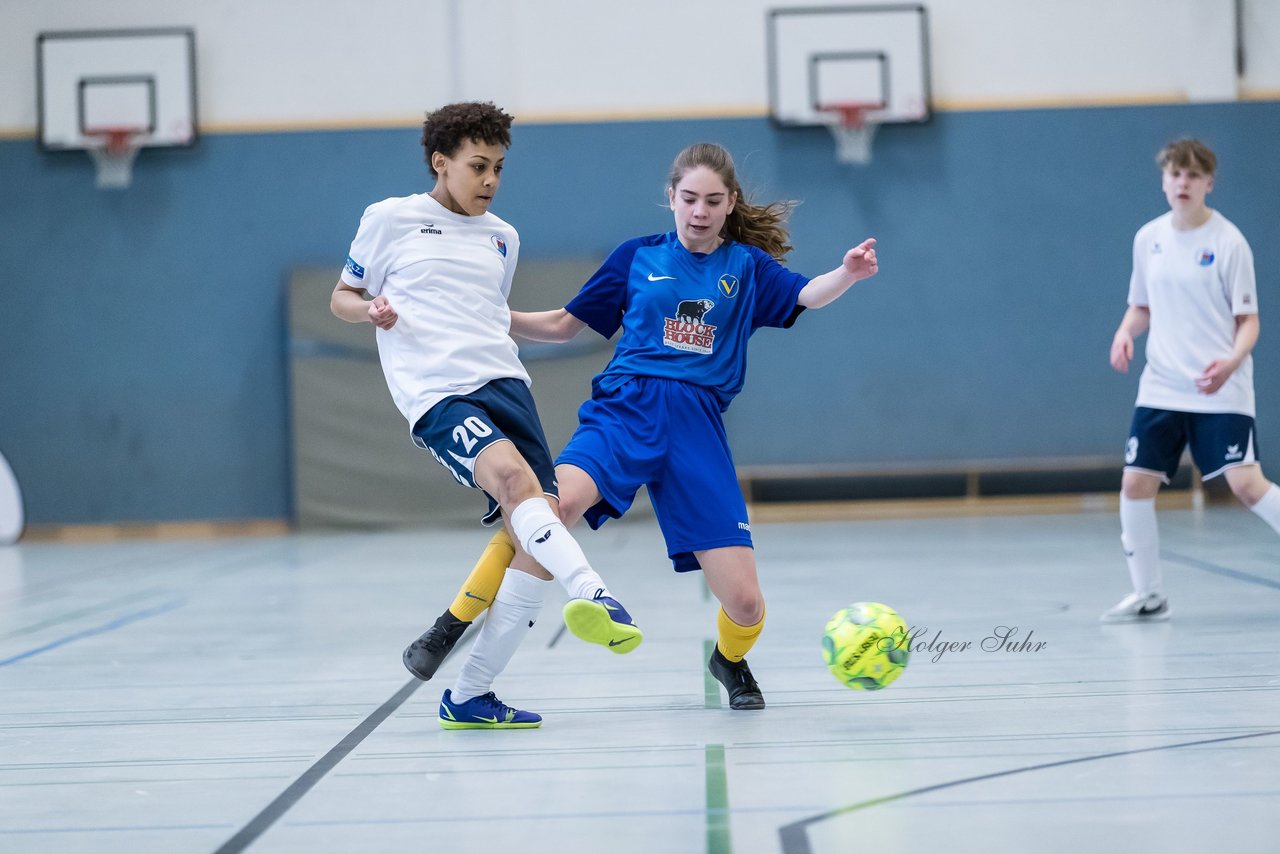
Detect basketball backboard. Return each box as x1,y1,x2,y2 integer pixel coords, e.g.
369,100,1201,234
36,28,197,151
767,4,931,128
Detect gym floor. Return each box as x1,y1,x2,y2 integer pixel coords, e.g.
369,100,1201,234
2,505,1277,853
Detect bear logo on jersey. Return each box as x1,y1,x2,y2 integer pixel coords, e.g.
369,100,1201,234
664,299,717,354
491,235,507,257
1196,249,1215,266
676,299,715,323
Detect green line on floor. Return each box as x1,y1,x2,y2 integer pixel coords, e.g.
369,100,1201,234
706,743,732,854
703,638,721,708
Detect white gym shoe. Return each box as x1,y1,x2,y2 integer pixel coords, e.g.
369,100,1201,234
1101,591,1172,623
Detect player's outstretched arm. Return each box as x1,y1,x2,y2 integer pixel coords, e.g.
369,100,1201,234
797,238,878,309
1110,305,1150,373
510,308,587,343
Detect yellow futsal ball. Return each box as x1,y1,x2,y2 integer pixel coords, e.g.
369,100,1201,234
822,602,910,690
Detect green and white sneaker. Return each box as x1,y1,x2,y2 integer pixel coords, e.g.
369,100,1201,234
562,591,643,654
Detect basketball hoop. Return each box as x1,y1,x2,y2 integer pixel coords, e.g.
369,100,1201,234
87,127,144,189
817,103,884,165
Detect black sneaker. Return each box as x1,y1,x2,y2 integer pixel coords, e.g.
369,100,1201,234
402,614,469,681
708,647,765,710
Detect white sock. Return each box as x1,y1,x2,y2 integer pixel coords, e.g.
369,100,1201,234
1120,495,1163,597
1249,483,1280,535
451,570,551,703
508,497,609,600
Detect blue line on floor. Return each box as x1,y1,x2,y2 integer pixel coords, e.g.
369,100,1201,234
0,599,185,668
1163,551,1280,591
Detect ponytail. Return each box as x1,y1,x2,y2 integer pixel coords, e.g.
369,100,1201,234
667,143,796,261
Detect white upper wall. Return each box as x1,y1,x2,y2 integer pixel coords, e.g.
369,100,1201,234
3,0,1277,134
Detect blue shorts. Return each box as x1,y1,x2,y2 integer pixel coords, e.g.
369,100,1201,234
412,377,558,524
557,376,752,572
1125,407,1260,482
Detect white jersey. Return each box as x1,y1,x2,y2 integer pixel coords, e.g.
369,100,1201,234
1129,210,1258,416
339,192,528,427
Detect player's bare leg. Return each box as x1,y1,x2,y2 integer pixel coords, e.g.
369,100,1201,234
1225,463,1280,534
700,546,766,709
475,449,641,652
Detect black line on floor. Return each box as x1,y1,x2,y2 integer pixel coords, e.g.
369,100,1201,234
777,728,1280,854
213,621,481,852
1163,551,1280,591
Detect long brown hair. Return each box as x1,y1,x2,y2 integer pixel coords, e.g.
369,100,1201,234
667,143,796,261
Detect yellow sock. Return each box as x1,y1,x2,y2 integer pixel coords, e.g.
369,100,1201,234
716,605,765,662
448,529,515,622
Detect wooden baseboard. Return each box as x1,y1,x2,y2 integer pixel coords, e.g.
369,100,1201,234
748,490,1198,524
21,519,290,542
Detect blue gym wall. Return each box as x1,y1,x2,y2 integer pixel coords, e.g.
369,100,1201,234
1,101,1277,524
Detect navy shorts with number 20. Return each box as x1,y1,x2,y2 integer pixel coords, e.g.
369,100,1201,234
412,377,558,524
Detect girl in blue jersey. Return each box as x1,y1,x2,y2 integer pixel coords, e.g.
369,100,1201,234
407,142,878,712
529,142,877,708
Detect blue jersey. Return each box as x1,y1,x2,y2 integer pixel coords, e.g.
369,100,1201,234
565,232,809,411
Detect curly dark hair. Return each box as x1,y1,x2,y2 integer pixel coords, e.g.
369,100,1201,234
421,101,514,177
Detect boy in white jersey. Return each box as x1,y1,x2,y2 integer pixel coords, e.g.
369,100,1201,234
331,102,641,728
1105,138,1280,622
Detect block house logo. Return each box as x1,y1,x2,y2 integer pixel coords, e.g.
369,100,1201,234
664,299,716,354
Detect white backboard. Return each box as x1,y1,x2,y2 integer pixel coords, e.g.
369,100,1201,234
37,28,197,150
768,4,930,126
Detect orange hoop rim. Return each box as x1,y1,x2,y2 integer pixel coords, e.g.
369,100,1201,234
86,126,146,154
816,102,886,130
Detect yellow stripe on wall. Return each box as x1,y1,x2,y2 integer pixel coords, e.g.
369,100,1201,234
2,90,1275,139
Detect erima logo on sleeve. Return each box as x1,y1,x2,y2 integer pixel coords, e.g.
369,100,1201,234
344,256,365,280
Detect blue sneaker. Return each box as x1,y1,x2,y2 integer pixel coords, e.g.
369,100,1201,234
439,690,542,730
562,590,643,654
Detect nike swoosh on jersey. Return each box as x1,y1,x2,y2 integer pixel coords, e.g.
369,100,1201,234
647,273,677,281
463,591,489,601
